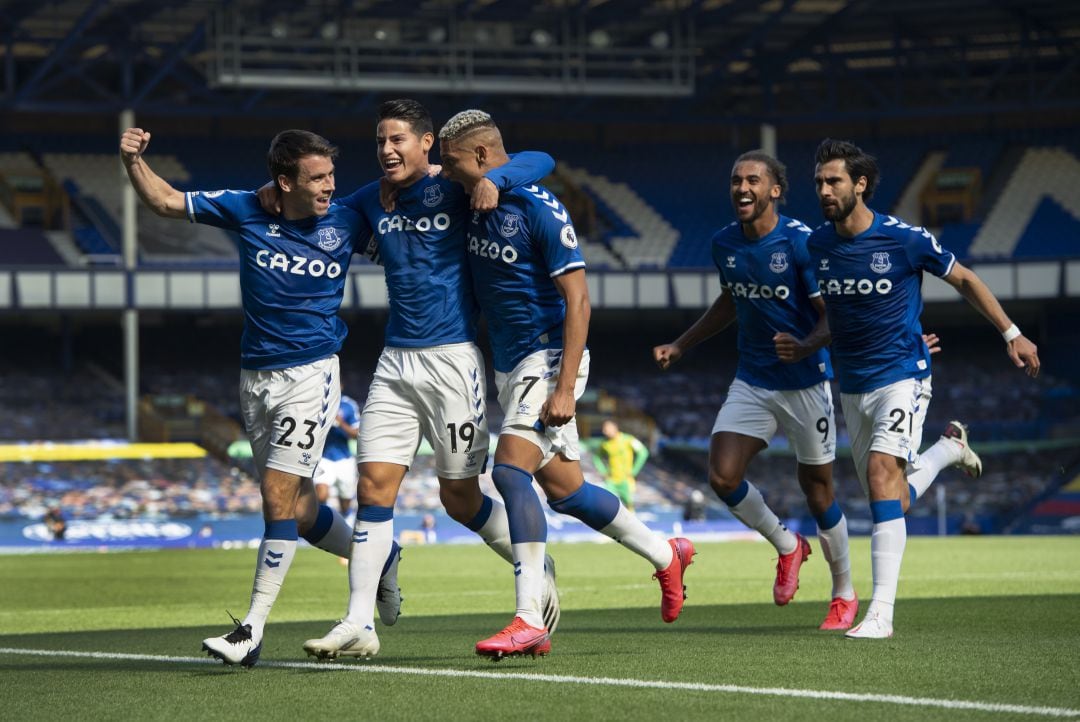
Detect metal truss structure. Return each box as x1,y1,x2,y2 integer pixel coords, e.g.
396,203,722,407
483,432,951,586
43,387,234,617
2,0,1078,124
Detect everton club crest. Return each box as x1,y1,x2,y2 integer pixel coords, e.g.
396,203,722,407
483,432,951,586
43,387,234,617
769,251,788,273
870,251,892,274
317,227,343,252
423,184,443,208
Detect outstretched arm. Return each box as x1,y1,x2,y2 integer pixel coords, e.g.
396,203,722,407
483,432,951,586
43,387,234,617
943,261,1040,377
472,151,556,211
541,268,590,428
653,291,736,370
119,128,186,219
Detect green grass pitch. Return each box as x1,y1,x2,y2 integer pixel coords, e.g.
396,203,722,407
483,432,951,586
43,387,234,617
2,536,1079,721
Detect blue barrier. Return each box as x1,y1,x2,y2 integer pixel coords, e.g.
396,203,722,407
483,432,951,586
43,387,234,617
0,508,985,553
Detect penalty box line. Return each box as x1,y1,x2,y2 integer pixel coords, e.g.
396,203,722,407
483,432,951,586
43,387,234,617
1,647,1077,718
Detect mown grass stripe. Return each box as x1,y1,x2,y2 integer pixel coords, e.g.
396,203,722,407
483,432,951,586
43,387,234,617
1,647,1076,718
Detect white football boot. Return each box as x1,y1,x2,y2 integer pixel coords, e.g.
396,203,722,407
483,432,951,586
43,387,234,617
303,619,380,659
541,554,561,635
202,613,262,667
845,609,894,639
376,541,403,626
942,420,983,478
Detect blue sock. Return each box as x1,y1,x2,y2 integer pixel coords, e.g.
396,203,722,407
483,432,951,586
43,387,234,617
815,500,844,531
464,495,493,532
301,504,334,544
720,479,750,507
548,482,620,530
265,518,298,540
491,463,547,543
870,499,904,523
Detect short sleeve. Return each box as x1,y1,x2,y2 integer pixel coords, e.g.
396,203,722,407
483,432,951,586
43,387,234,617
185,190,254,229
526,193,584,277
487,152,556,192
903,226,956,278
711,230,732,287
792,233,820,298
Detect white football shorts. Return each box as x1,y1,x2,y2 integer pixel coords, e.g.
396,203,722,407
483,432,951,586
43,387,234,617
841,375,932,493
357,342,489,479
711,378,836,465
312,456,358,501
495,348,591,469
239,355,340,478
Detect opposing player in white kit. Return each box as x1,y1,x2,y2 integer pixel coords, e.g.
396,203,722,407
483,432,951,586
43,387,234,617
654,150,859,630
439,110,695,659
299,100,561,660
120,127,401,667
808,138,1040,639
313,390,361,518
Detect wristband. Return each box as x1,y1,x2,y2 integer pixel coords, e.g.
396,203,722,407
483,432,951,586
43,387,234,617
1002,324,1021,343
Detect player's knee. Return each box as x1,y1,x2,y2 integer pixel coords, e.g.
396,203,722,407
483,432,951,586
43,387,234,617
708,467,741,496
438,477,482,522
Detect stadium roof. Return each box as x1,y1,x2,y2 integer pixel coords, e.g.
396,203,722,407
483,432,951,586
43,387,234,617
2,0,1078,124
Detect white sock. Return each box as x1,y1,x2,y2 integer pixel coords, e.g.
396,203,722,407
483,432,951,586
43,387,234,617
817,516,855,600
907,438,962,499
475,497,514,564
599,506,674,570
243,538,297,640
512,541,547,628
869,517,906,621
305,507,353,557
728,481,797,554
346,519,393,627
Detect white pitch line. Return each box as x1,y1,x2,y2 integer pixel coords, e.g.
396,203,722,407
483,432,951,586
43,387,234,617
1,647,1077,718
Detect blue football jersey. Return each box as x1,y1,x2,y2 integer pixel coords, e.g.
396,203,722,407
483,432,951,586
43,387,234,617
185,190,362,370
466,183,585,373
322,394,360,461
336,152,555,348
807,212,956,394
711,215,832,391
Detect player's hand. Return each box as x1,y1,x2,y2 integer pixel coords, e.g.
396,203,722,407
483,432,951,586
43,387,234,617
653,343,683,370
379,177,398,212
539,388,575,428
1008,335,1040,378
470,178,499,211
257,181,283,216
119,128,150,166
427,164,442,178
773,332,810,363
922,332,942,355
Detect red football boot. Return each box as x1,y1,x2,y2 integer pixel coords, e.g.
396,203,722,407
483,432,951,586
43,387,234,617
653,537,696,623
475,617,551,660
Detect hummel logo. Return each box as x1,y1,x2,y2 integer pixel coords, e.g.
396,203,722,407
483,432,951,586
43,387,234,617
264,550,284,568
267,224,281,237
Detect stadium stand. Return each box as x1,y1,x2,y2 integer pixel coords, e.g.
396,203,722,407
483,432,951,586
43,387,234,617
42,152,239,264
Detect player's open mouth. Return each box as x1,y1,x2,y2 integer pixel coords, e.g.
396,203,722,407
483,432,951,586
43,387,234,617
737,196,754,207
383,158,402,171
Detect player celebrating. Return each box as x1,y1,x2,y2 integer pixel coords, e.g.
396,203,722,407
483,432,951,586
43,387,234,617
300,100,560,660
808,138,1040,639
120,127,401,667
439,109,695,659
654,150,857,630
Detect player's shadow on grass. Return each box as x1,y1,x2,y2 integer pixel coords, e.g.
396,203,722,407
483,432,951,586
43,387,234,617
3,593,1078,671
